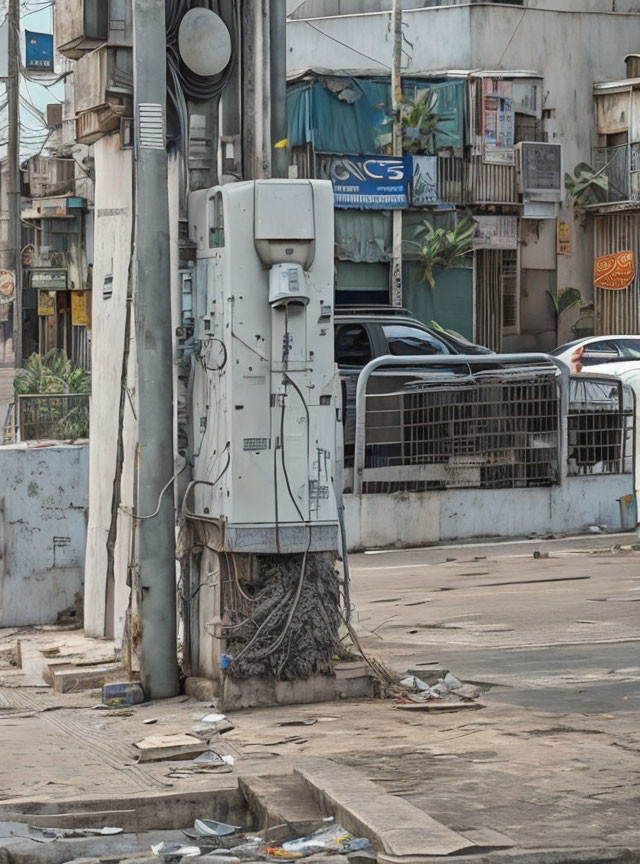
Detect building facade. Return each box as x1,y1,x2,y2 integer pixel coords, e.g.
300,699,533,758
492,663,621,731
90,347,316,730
286,1,640,350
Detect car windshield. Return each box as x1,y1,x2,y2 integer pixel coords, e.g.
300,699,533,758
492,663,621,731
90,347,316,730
382,324,452,356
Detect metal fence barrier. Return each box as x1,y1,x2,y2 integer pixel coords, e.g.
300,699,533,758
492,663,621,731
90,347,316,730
354,355,564,495
15,393,90,441
568,376,634,476
353,355,636,496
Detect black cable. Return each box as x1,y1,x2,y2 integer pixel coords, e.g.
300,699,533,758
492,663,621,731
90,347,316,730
280,396,306,523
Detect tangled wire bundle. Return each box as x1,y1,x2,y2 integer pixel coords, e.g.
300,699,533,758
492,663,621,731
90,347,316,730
225,554,341,681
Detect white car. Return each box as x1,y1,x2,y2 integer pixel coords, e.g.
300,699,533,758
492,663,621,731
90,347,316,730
552,335,640,373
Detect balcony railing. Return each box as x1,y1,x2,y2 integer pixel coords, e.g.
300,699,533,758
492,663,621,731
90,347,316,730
593,143,640,203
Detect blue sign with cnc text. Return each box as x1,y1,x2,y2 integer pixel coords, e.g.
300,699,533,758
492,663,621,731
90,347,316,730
25,31,54,72
323,155,412,209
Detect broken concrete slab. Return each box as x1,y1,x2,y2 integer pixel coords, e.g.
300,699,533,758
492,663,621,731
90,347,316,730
238,773,324,843
222,664,373,711
295,758,475,858
134,733,209,763
52,665,123,694
0,782,249,834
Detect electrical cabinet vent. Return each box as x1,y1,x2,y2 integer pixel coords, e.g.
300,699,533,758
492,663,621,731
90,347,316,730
138,103,165,150
243,438,270,451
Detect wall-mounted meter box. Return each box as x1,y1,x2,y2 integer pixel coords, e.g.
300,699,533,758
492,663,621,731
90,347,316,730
254,181,316,270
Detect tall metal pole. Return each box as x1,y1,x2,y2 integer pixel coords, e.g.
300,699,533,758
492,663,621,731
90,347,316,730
390,0,403,307
8,0,22,365
270,0,288,179
132,0,179,699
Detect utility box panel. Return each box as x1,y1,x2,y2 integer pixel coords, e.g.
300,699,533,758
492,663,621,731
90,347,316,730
188,180,340,554
25,31,54,72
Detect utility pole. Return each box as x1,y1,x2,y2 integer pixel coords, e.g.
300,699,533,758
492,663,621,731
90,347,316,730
8,0,22,364
270,0,288,179
390,0,403,307
132,0,180,699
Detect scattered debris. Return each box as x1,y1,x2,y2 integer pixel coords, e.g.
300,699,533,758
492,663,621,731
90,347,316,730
191,712,235,736
399,676,430,692
0,640,21,667
194,819,242,837
103,681,146,706
395,668,482,710
533,550,549,559
40,646,61,658
151,840,201,857
271,819,357,858
134,732,209,763
38,826,124,839
167,749,235,778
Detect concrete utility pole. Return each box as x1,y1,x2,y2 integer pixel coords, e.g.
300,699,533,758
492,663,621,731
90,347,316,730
8,0,22,364
270,0,288,179
132,0,180,699
390,0,403,307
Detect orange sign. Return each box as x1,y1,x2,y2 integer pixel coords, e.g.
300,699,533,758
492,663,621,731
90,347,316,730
0,269,15,301
594,250,635,290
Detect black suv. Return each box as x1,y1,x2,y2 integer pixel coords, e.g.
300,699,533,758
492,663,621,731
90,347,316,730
334,306,490,371
334,307,490,469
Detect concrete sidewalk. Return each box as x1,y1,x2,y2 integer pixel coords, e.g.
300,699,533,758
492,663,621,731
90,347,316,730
0,535,639,860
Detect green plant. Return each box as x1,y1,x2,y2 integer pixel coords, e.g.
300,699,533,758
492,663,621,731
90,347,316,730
15,349,91,396
547,286,583,320
400,89,451,155
405,217,476,288
565,163,608,206
15,350,91,440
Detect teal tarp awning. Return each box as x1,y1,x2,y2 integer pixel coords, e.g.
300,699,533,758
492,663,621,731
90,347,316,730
288,78,392,154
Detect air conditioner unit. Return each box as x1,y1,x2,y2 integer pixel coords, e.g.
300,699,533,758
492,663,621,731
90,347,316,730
55,0,108,60
74,45,133,145
516,142,563,203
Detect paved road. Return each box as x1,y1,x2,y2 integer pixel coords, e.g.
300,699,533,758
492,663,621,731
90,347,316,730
342,535,640,851
1,535,639,857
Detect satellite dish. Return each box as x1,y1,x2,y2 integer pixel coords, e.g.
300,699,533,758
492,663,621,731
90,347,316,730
178,8,231,77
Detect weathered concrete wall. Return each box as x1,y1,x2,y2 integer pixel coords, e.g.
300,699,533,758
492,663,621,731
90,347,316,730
344,474,632,550
0,443,88,627
84,134,136,642
288,1,640,19
84,138,183,645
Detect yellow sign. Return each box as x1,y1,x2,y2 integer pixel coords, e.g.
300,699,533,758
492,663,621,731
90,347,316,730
71,290,88,327
0,269,15,301
557,220,571,256
38,290,56,316
594,250,635,290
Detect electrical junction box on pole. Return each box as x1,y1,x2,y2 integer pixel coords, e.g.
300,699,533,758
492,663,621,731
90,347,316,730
25,31,54,72
187,180,341,555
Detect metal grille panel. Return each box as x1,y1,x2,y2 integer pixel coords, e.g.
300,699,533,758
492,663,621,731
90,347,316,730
362,370,560,493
